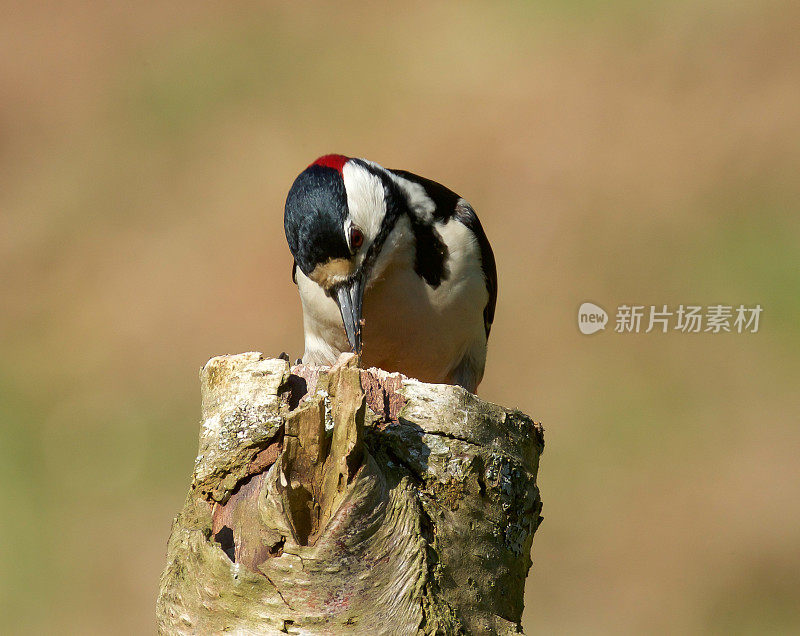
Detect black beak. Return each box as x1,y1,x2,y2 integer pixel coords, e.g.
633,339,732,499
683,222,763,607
333,276,364,355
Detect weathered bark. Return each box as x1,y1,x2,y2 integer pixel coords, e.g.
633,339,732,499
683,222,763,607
157,352,544,635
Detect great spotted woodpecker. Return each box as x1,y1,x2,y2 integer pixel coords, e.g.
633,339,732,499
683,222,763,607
284,154,496,393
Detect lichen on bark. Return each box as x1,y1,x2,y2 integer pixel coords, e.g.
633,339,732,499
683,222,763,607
157,352,544,635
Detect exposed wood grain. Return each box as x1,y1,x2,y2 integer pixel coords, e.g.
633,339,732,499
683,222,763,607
157,352,544,635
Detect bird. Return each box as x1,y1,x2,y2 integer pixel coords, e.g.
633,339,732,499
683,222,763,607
284,154,497,393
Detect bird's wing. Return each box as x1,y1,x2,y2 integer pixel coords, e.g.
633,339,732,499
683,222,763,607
453,201,497,338
389,168,497,338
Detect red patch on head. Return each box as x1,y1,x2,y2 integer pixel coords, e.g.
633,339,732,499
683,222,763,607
310,154,349,174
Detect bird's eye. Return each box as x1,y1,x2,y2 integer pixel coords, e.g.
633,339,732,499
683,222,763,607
349,226,364,251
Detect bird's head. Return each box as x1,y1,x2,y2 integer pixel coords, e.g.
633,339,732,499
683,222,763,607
284,154,396,354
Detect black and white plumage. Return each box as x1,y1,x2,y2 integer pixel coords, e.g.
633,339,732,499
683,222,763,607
284,154,497,393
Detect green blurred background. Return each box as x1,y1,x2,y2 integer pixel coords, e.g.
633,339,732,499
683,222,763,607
2,1,798,633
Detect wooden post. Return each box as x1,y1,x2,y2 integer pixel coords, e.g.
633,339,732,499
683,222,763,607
157,352,544,635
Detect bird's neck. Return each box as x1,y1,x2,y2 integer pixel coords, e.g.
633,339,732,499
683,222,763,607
366,215,415,286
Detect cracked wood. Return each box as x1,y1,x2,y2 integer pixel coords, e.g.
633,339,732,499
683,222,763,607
157,352,544,635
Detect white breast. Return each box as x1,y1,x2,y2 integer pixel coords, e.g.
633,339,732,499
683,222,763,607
298,215,489,389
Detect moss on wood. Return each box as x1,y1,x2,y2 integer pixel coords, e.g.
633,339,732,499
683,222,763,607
157,352,544,635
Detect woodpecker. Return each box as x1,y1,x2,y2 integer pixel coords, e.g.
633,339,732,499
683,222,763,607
284,155,497,393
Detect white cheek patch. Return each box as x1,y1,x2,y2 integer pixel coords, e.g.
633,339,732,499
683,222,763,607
342,162,386,246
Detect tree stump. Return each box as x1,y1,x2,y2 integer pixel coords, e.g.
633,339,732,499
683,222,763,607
156,352,544,635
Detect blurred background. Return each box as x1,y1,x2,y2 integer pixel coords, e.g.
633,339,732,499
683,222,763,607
2,1,798,633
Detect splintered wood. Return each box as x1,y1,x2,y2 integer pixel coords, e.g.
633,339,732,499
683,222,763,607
157,352,544,635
